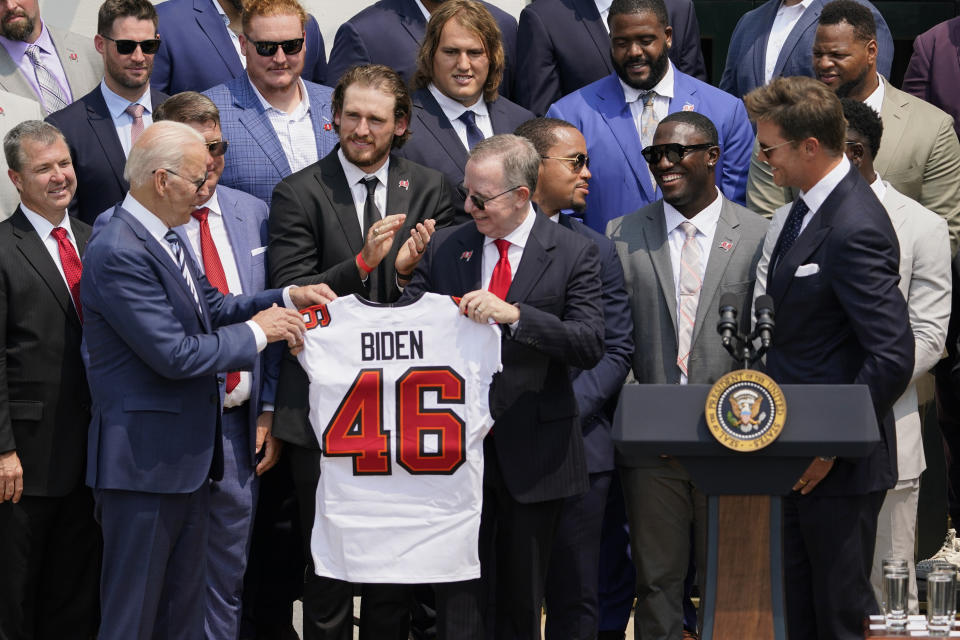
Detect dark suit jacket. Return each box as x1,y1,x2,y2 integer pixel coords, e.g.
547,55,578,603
401,212,605,503
558,213,632,474
83,205,285,493
326,0,517,99
719,0,893,99
902,17,960,140
153,0,328,94
267,150,454,449
764,167,913,496
515,0,707,116
0,209,90,496
397,88,533,224
47,85,168,225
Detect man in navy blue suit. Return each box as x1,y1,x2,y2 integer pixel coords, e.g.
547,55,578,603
720,0,892,100
153,0,327,95
46,0,167,225
82,120,336,640
747,76,913,640
547,0,753,235
397,0,532,224
327,0,517,99
516,117,633,640
203,0,338,208
515,0,706,116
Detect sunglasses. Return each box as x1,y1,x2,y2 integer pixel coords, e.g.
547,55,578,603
244,37,304,57
457,184,521,211
542,153,590,172
154,168,207,193
641,143,715,164
100,34,161,55
206,139,229,157
758,139,796,155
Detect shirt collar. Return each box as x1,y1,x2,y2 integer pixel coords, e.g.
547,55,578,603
20,203,70,240
484,203,536,249
869,174,886,202
337,147,390,189
248,76,310,117
620,60,675,103
122,191,173,243
100,78,152,119
0,20,54,61
863,73,885,115
777,0,814,14
428,82,489,119
197,187,222,216
212,0,227,19
662,187,723,237
413,0,431,20
799,154,851,214
594,0,614,15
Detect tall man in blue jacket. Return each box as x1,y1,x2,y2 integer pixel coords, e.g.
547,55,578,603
82,121,335,639
547,0,753,234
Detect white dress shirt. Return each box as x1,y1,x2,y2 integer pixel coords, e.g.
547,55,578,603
481,205,535,290
796,155,851,234
621,61,675,143
213,0,245,69
863,74,885,116
413,0,431,20
101,79,153,157
20,205,78,310
428,83,494,151
662,188,722,384
869,173,887,202
595,0,614,31
250,77,318,173
338,148,389,243
764,0,814,83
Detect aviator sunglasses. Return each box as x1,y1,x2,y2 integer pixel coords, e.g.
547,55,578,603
100,34,161,55
541,152,590,172
244,37,305,57
641,143,716,164
206,139,229,157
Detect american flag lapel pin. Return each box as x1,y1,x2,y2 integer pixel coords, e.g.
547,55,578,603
398,179,409,190
719,240,733,252
69,53,78,61
460,250,473,262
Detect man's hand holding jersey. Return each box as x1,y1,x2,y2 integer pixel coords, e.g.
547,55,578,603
460,289,519,325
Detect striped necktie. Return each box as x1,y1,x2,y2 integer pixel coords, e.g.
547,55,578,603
25,44,68,114
676,221,702,377
164,230,201,310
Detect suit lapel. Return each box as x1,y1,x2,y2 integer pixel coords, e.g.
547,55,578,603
86,88,128,188
396,0,427,47
384,157,414,272
692,199,739,348
573,0,614,72
318,151,364,254
641,203,679,336
0,45,37,100
235,82,292,177
306,85,335,158
508,213,554,302
456,225,485,294
413,89,468,171
595,76,656,201
11,208,78,325
218,190,254,294
193,0,244,78
774,0,821,77
875,79,907,177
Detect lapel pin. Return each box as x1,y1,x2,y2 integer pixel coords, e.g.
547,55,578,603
460,250,473,262
398,179,409,190
69,53,78,61
323,122,332,131
719,240,732,252
0,107,6,116
682,102,695,112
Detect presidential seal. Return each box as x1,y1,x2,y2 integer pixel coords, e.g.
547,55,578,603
705,370,786,451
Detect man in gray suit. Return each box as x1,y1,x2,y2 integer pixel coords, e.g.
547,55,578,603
0,90,42,219
0,0,101,113
606,111,768,639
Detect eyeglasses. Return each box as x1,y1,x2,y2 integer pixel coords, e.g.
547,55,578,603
100,34,161,55
205,139,229,157
641,143,715,164
542,153,590,172
244,36,304,57
457,184,521,211
758,139,796,155
154,168,207,193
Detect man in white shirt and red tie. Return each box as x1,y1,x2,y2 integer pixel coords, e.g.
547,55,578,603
0,120,99,639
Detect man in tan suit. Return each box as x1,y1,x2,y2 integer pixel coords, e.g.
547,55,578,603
0,0,101,113
746,0,960,253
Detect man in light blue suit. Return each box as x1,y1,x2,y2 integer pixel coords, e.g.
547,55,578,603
82,121,335,640
153,0,328,95
547,0,753,234
203,0,337,207
720,0,893,100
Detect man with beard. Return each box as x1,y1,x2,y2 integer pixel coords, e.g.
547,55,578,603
0,0,101,113
204,0,338,208
546,0,753,234
153,0,328,95
46,0,166,225
746,0,960,253
267,63,453,639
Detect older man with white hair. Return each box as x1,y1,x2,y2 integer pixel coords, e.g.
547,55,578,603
81,120,336,640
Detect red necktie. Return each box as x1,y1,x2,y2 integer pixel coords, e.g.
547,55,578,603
191,207,241,393
51,226,82,322
488,238,512,300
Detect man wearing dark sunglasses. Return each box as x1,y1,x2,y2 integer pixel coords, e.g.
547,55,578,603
607,111,767,640
46,0,168,225
0,0,101,113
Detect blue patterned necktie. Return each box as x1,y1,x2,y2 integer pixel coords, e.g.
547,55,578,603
164,230,201,309
770,198,810,275
458,110,484,150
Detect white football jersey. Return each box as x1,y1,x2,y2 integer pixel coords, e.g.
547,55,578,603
297,293,502,583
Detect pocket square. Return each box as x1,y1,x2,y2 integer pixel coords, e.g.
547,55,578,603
251,246,267,256
794,263,820,277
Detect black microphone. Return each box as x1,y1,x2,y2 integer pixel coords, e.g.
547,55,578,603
754,295,775,349
717,292,739,347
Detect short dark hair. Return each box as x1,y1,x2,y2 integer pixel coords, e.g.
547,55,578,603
608,0,669,31
154,92,221,127
841,98,883,158
744,76,846,155
513,117,578,156
819,0,876,41
97,0,158,36
658,112,719,146
331,65,412,148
